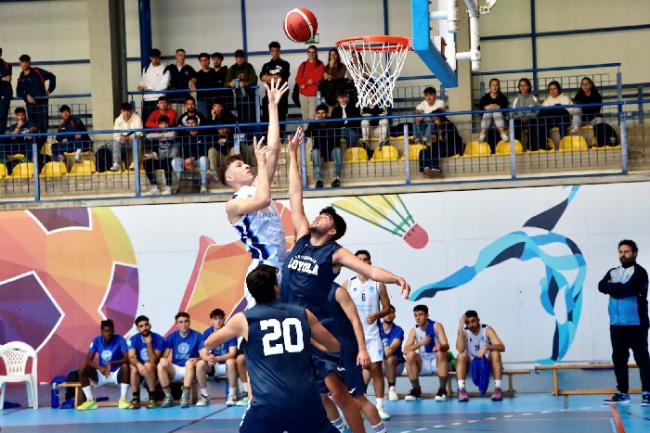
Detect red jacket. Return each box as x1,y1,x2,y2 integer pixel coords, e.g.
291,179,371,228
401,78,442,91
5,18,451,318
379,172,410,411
296,60,325,97
146,108,178,128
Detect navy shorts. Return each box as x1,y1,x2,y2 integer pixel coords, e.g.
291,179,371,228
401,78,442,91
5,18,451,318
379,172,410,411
240,404,338,433
312,347,346,394
340,359,367,397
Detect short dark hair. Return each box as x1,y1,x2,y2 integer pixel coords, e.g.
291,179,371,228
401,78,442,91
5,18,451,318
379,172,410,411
185,115,198,124
212,99,226,107
315,104,329,114
423,87,437,95
198,52,209,60
389,304,396,312
465,310,479,319
175,311,190,321
269,41,281,50
175,48,186,54
413,305,428,314
548,80,562,93
211,52,224,60
320,206,347,241
157,96,168,103
246,265,278,304
149,48,161,57
158,115,170,124
120,102,133,112
101,319,115,329
134,315,149,325
59,105,71,113
354,250,371,260
219,154,245,185
210,308,226,319
234,49,246,58
336,90,348,98
19,54,30,62
185,95,196,103
14,107,26,115
619,239,638,253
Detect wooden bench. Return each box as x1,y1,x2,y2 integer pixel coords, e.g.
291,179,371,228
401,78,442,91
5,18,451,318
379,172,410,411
535,363,640,395
58,381,198,408
397,369,531,398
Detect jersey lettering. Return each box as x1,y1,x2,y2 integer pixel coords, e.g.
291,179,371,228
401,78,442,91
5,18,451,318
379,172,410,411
287,256,319,275
260,318,305,356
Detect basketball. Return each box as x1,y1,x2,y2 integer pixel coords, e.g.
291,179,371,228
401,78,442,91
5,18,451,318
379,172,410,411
283,8,318,43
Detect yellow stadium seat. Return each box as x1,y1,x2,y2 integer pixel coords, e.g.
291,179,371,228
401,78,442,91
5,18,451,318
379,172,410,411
0,163,7,179
8,153,25,161
495,140,523,155
69,160,96,176
41,161,68,177
11,162,35,179
463,141,491,157
370,145,400,162
343,147,369,163
41,142,53,157
404,144,428,161
558,134,588,152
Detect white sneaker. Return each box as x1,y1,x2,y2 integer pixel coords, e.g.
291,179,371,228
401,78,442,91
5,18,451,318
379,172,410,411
144,151,158,160
145,185,159,195
110,162,121,171
478,134,486,142
500,133,509,141
200,185,208,194
226,394,237,407
569,126,580,135
388,386,399,401
74,149,82,162
129,161,135,170
376,405,391,421
196,395,210,407
160,185,171,195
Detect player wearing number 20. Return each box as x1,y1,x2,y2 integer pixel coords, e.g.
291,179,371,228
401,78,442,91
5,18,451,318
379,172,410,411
204,265,340,433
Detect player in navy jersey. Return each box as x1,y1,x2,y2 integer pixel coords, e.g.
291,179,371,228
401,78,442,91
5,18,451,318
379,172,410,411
196,308,238,406
157,312,203,408
379,305,406,401
204,265,340,433
127,315,165,409
77,320,131,410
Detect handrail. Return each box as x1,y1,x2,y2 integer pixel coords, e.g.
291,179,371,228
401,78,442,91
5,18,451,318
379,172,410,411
474,63,622,77
127,86,258,96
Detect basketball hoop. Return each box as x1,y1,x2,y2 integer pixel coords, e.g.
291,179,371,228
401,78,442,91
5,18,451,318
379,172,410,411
336,35,411,109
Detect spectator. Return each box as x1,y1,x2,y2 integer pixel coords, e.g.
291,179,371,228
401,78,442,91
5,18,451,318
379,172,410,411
207,100,237,175
260,42,291,127
211,52,229,105
540,80,581,135
143,115,177,195
225,49,258,124
331,90,361,147
574,77,618,147
178,96,207,126
296,46,325,122
478,78,509,143
195,52,220,116
137,48,170,122
16,54,56,133
306,104,341,188
414,87,445,144
5,107,39,174
0,47,12,135
99,103,143,172
418,109,463,178
145,96,178,129
379,305,405,401
165,48,196,103
126,315,165,410
510,78,539,145
54,105,92,164
361,103,388,151
320,48,348,107
173,116,210,194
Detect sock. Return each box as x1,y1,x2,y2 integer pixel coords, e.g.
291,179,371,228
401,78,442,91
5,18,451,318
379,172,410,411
376,397,384,408
200,388,208,398
120,383,129,398
132,390,140,401
373,421,387,433
439,375,448,390
82,386,93,401
409,378,421,390
163,386,171,398
330,417,345,433
494,379,502,389
242,381,249,393
229,387,236,397
181,386,190,400
458,379,466,390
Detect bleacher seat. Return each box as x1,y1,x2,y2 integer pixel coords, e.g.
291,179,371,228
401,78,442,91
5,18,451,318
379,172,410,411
370,145,400,162
41,161,67,177
69,160,96,176
41,142,53,157
495,140,523,155
579,125,596,146
11,163,34,179
343,147,369,163
401,144,428,161
549,127,561,147
0,163,7,179
558,134,588,152
463,141,491,157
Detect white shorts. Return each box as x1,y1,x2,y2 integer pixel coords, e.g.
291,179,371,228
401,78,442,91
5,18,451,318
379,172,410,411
93,369,120,386
172,364,186,382
210,362,228,377
365,335,385,364
244,260,284,310
420,355,438,375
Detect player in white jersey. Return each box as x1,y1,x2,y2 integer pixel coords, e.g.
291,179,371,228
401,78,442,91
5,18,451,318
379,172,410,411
342,250,391,420
456,310,505,402
220,78,291,309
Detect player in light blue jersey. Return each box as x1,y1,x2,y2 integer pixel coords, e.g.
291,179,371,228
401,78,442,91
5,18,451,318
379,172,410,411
127,315,165,409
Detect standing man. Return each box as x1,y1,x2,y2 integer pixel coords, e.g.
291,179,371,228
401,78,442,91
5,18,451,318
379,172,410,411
195,52,220,116
165,48,196,103
137,48,170,122
225,49,258,125
16,54,56,134
599,239,650,406
379,305,406,401
260,42,290,128
0,48,12,135
127,315,165,409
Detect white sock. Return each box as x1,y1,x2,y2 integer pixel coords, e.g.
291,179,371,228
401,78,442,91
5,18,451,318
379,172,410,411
458,379,466,389
331,417,345,432
163,386,171,398
373,421,387,433
479,133,486,141
495,379,502,388
120,383,129,398
389,385,396,392
200,387,208,397
376,397,384,408
242,381,249,393
82,386,93,401
229,387,236,397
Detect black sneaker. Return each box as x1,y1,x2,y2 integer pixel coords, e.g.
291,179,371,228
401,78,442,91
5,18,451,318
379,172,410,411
603,391,631,404
331,178,341,188
642,392,650,407
404,388,421,401
315,180,324,189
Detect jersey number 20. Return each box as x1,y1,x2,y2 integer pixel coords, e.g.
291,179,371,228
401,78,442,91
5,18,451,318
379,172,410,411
260,318,304,356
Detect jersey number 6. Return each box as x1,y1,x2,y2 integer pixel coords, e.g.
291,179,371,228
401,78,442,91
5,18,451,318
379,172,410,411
261,318,305,356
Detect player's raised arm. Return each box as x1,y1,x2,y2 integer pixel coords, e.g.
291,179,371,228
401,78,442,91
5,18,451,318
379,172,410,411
306,309,340,353
287,128,310,237
263,78,289,181
204,313,248,352
335,286,370,368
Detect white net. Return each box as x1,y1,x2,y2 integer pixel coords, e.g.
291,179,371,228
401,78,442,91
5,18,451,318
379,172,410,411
337,36,410,109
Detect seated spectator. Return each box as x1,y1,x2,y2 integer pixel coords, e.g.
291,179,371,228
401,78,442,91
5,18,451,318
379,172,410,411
225,49,258,124
361,102,388,152
207,100,237,174
157,312,203,408
173,116,210,194
478,78,509,143
145,96,178,129
509,78,539,145
127,315,165,409
178,96,207,126
403,304,450,401
164,48,196,103
413,87,445,144
137,48,170,122
455,310,506,402
296,45,325,122
98,103,143,172
77,319,131,411
195,52,220,116
4,107,39,174
379,305,405,401
306,104,341,188
196,308,238,407
540,80,582,134
574,77,618,146
331,90,360,147
320,48,348,107
53,104,92,163
418,109,463,178
143,115,177,195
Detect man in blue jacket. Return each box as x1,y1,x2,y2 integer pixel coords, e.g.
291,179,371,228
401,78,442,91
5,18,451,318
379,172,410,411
599,239,650,406
16,54,56,134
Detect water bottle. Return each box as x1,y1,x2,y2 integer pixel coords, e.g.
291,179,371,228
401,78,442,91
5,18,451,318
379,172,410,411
317,90,322,103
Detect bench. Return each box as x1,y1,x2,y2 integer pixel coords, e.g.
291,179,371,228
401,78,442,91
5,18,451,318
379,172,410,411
58,381,198,408
535,363,640,395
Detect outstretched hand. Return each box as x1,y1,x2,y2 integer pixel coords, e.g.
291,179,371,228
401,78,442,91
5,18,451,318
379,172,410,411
396,276,411,299
265,78,289,106
253,136,269,164
288,127,304,153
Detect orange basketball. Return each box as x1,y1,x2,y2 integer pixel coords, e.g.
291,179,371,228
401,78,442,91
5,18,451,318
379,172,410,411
283,8,318,43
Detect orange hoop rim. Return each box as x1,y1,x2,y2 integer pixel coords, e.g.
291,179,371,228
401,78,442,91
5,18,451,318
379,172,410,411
336,35,412,52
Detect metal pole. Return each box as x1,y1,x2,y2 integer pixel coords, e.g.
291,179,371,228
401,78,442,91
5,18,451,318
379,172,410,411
255,87,261,124
620,109,628,175
530,0,539,95
616,71,623,116
133,138,142,197
138,0,153,72
32,140,40,201
403,124,411,184
637,86,644,126
508,116,517,179
300,132,308,190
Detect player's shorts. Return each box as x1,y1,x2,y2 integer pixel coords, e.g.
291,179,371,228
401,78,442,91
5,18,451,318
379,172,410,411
171,364,186,382
420,354,438,375
244,260,284,310
340,360,367,397
240,402,338,433
208,362,228,377
312,347,346,394
365,334,384,363
93,369,120,386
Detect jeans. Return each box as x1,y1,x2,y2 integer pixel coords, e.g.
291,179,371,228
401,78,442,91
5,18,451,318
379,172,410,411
361,118,389,143
101,136,139,166
312,147,342,181
339,127,359,147
172,155,208,186
480,111,506,130
414,118,433,143
144,157,173,186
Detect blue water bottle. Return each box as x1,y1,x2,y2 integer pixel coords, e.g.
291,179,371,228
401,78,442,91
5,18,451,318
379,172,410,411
51,375,66,408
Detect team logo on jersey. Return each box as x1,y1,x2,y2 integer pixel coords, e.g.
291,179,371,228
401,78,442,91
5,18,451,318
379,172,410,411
101,350,113,362
140,348,149,362
287,255,319,275
177,342,190,356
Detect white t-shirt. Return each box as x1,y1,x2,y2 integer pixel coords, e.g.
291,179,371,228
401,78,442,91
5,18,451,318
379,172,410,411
416,99,445,114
